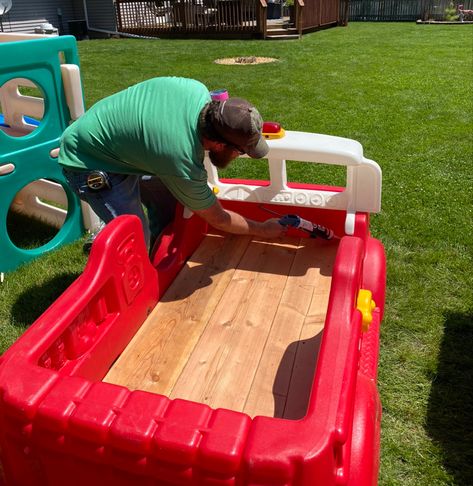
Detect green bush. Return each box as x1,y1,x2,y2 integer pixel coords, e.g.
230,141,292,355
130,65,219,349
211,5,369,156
444,1,459,21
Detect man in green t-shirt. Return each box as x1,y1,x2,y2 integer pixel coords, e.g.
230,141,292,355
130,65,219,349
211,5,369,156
59,76,284,251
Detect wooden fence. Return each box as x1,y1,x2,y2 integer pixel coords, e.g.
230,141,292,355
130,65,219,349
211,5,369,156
348,0,473,21
299,0,340,31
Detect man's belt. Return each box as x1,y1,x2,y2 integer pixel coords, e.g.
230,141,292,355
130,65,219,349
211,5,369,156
86,171,111,191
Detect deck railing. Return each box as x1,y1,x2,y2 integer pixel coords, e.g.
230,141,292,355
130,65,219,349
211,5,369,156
294,0,338,33
295,0,304,35
115,0,266,37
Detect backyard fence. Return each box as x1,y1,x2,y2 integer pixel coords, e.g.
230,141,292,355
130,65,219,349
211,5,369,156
348,0,473,21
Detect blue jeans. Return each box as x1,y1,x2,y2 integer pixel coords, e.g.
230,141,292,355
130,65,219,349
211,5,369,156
62,168,177,248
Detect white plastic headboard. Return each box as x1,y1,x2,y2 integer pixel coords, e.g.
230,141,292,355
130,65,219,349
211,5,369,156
204,130,382,235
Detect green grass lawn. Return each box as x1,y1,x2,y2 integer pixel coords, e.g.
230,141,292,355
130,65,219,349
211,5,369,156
1,22,472,485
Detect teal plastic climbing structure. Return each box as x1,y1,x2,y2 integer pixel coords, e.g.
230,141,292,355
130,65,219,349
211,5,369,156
0,33,97,274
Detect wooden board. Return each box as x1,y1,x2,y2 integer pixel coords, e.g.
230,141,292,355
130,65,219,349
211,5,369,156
0,125,33,137
243,240,337,419
104,234,338,419
104,233,251,394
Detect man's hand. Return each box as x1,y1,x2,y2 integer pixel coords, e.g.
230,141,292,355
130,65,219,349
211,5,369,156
194,200,286,238
259,218,287,238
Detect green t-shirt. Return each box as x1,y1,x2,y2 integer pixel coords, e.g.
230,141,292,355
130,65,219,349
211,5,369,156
59,77,215,210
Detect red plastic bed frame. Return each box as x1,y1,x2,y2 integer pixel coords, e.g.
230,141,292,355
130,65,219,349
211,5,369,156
0,191,386,486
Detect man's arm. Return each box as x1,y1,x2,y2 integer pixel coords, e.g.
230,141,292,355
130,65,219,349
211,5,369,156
194,199,286,238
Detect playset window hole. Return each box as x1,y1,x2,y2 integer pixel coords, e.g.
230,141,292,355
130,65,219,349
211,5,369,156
0,77,45,138
219,156,270,182
286,160,347,188
217,157,346,189
7,179,68,250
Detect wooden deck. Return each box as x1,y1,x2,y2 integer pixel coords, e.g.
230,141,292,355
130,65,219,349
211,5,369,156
104,232,338,419
115,0,341,39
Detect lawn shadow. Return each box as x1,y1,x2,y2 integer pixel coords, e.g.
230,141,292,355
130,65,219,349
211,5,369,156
7,212,59,249
426,311,473,486
10,273,81,327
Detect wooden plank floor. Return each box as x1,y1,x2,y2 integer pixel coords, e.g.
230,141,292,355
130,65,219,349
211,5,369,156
104,233,338,419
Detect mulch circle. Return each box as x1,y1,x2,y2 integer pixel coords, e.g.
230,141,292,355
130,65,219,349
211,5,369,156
214,56,278,65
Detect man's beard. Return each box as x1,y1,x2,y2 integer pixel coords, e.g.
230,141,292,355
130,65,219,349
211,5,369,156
208,148,236,169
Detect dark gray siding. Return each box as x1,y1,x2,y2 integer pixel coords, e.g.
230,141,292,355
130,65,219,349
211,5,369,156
0,0,115,35
1,0,78,34
85,0,117,32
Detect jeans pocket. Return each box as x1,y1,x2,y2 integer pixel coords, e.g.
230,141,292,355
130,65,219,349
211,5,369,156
107,173,129,189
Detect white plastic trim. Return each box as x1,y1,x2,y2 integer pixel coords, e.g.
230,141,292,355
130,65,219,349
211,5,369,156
205,130,382,235
12,180,67,229
0,163,15,175
9,178,101,232
49,148,60,158
345,211,356,235
0,77,44,130
183,207,194,219
0,33,55,43
60,64,85,121
80,201,101,231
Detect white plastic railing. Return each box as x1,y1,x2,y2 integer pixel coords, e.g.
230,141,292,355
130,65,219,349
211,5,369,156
204,131,382,235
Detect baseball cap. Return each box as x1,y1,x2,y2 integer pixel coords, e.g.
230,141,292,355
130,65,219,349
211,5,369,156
212,98,269,158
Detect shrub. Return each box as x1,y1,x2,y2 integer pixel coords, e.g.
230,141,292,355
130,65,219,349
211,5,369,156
444,1,459,21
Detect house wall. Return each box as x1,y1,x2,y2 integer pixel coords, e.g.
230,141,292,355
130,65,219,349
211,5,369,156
0,0,79,34
0,0,116,35
85,0,117,32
